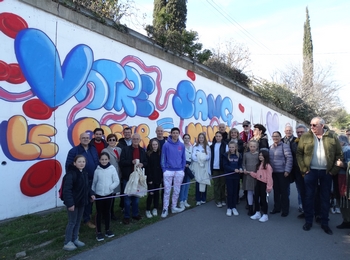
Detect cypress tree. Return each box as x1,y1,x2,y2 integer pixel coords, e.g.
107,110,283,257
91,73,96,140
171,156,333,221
302,7,313,89
166,0,187,32
153,0,167,30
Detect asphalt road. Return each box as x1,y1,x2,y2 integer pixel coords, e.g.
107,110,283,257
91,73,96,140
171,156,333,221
70,185,350,260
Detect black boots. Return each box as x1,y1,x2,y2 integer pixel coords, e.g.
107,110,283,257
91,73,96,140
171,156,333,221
247,205,254,216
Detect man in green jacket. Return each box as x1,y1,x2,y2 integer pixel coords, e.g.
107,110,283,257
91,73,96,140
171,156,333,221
297,117,343,235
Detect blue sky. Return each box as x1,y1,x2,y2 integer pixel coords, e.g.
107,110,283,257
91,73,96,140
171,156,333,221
123,0,350,111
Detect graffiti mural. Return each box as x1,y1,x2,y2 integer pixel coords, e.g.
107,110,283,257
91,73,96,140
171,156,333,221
0,0,295,220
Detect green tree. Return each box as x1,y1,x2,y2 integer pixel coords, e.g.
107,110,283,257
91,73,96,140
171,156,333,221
302,7,313,91
253,81,315,123
166,0,187,32
145,0,211,63
152,0,167,30
70,0,134,24
331,108,350,130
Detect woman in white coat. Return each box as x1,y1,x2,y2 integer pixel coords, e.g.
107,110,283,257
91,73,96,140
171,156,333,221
191,133,211,205
92,152,120,241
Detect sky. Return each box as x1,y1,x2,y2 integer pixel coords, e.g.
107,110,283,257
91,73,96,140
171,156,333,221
121,0,350,112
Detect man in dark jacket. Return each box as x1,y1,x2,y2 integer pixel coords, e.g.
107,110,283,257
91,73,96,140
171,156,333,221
297,117,343,235
119,133,148,225
212,123,228,142
291,124,307,218
116,127,132,211
65,132,99,228
117,127,132,150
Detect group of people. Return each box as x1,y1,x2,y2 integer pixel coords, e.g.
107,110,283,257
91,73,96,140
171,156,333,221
61,116,350,251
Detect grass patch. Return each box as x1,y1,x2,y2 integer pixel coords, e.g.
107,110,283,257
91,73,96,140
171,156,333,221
0,181,214,259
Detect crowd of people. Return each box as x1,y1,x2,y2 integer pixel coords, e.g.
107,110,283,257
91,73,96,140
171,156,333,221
61,117,350,251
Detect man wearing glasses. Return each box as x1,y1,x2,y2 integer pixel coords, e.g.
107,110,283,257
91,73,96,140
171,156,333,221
239,120,254,148
297,117,343,235
120,133,148,224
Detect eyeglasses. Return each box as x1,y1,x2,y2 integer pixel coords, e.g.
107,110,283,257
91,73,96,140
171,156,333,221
108,139,116,141
243,125,249,127
310,124,318,127
81,137,90,140
272,136,280,138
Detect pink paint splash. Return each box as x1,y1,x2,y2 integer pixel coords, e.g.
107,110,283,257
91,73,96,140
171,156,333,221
66,82,95,127
209,117,220,127
100,112,127,125
0,88,33,101
120,55,176,111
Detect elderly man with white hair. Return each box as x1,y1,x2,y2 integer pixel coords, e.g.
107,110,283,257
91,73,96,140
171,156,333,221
297,117,343,235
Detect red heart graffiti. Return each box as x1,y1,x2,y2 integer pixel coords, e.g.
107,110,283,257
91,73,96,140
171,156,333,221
187,70,196,81
20,160,62,197
23,99,55,120
148,110,159,120
0,12,28,39
238,103,245,113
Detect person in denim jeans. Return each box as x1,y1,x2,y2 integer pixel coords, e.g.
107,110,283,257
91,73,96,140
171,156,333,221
297,117,343,235
63,155,95,251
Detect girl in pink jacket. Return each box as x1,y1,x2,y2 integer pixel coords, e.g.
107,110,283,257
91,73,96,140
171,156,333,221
245,150,273,222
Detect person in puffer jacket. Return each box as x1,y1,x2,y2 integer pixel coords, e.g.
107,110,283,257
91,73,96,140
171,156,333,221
92,152,120,241
269,131,293,217
63,155,95,251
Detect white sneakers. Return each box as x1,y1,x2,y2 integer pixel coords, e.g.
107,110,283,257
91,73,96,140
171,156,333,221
73,239,85,247
179,201,188,210
63,241,77,251
250,212,268,222
161,209,168,218
259,214,268,222
196,201,201,206
171,207,185,214
232,208,239,216
226,208,239,216
146,210,153,218
250,212,261,220
221,201,226,206
184,200,191,208
152,208,158,216
216,202,223,208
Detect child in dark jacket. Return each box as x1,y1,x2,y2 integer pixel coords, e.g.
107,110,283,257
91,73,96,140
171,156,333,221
222,141,242,216
62,155,95,251
145,138,163,218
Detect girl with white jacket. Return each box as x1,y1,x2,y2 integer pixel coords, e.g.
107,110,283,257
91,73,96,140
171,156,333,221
191,133,211,205
92,152,120,241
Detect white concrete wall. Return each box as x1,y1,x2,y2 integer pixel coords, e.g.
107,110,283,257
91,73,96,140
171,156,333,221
0,0,296,220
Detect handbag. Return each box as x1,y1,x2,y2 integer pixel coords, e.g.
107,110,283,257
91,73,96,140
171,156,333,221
124,165,148,198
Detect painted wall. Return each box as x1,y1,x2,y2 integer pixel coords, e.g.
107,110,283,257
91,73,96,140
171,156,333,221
0,0,296,220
